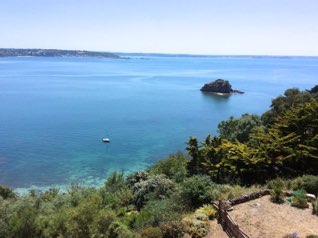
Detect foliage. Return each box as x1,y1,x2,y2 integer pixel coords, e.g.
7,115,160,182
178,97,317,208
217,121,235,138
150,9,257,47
148,153,188,182
291,175,318,195
195,204,216,219
140,227,162,238
108,221,137,238
309,85,318,94
180,175,219,208
126,171,149,188
291,190,308,208
160,220,184,238
105,171,126,193
269,178,286,204
186,136,202,175
132,175,175,210
218,113,262,143
186,89,318,184
0,184,16,200
261,87,315,126
182,215,209,238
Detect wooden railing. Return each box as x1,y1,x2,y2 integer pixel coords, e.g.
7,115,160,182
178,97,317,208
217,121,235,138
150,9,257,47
213,201,250,238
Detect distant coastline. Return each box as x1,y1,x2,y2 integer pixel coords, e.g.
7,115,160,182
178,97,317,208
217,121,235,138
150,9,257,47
1,48,317,59
0,48,121,58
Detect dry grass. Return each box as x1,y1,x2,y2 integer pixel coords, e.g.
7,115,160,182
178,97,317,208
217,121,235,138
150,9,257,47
229,195,318,238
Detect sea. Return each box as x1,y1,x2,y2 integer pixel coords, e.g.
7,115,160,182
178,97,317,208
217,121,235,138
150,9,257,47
0,55,317,193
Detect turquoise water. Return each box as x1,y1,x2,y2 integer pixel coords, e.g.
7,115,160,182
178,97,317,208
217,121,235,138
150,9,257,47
0,55,317,191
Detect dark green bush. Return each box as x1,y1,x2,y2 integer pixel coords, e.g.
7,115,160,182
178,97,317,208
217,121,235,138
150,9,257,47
91,209,117,237
291,189,308,208
140,227,162,238
160,220,184,238
148,153,188,182
108,221,136,238
0,184,16,199
132,175,175,210
180,175,218,208
9,203,39,238
66,193,103,238
126,171,149,188
268,178,286,203
105,171,126,193
292,175,318,195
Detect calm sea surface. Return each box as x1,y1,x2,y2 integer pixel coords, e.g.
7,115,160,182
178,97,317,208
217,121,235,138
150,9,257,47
0,55,317,192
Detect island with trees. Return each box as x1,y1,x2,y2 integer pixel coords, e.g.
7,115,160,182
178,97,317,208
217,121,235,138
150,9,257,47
201,79,244,95
0,48,121,58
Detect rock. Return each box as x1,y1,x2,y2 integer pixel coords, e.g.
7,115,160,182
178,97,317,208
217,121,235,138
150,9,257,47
306,193,316,202
200,79,244,94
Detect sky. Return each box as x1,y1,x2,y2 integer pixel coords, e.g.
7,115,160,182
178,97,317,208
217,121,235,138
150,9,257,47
1,0,318,56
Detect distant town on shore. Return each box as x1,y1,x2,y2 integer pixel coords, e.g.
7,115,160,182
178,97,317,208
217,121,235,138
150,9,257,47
0,48,120,58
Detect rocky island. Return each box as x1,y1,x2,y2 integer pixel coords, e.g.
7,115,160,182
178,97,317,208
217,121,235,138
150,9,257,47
0,48,120,58
200,79,244,95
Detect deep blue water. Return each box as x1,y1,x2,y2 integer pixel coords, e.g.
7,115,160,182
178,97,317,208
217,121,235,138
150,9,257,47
0,55,317,192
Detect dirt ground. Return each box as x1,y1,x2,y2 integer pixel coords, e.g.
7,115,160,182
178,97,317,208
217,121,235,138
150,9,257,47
228,195,318,238
206,219,229,238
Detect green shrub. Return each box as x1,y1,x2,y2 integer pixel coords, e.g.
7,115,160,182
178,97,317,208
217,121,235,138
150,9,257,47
195,205,216,220
130,199,181,229
312,198,318,215
147,153,188,182
130,210,153,229
108,221,137,238
140,227,162,238
126,171,149,188
0,184,16,199
271,186,285,204
9,203,39,238
292,175,318,195
160,220,184,238
291,190,308,208
143,199,181,225
268,178,286,203
132,175,175,210
267,178,287,190
180,175,220,208
66,193,103,238
182,215,209,238
105,171,126,193
222,184,260,200
306,235,318,238
91,209,117,237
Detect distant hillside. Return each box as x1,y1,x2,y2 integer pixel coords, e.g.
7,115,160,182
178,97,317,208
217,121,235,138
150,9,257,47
0,48,120,58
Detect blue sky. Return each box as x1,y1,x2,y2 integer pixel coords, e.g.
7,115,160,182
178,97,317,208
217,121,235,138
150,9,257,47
1,0,318,56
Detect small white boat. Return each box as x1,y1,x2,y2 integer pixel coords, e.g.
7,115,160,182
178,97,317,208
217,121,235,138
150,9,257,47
102,138,110,143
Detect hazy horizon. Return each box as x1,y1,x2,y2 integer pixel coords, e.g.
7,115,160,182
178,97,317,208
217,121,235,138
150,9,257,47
1,0,318,56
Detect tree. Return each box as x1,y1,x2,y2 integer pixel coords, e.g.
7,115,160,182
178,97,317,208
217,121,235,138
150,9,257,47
261,88,313,126
218,113,262,143
186,136,201,175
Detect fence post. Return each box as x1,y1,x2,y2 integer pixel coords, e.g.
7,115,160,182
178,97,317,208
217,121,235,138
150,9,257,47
235,224,239,238
218,200,222,224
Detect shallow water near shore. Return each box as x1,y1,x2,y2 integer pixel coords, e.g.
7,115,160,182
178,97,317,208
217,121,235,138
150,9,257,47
0,55,317,193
